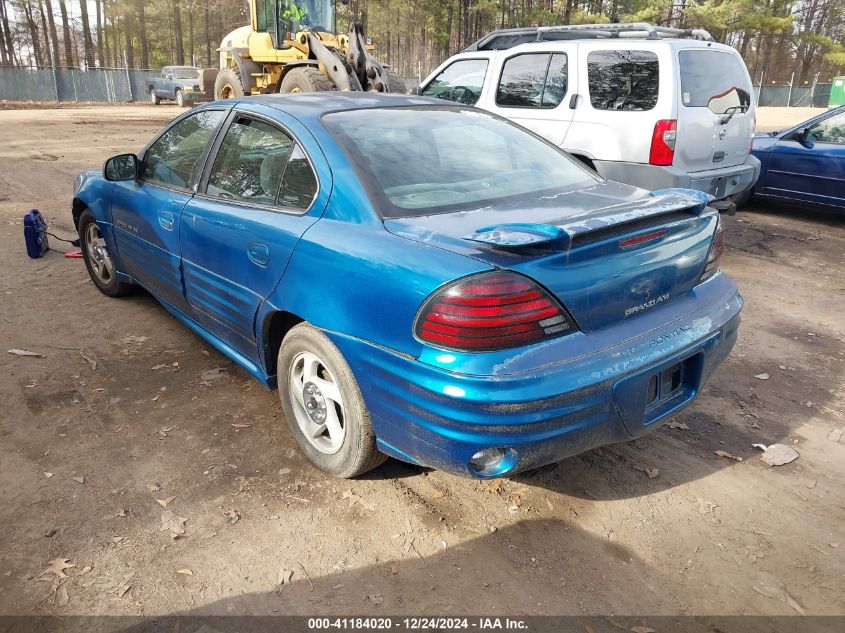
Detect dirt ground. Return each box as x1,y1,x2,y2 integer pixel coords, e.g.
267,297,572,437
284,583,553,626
0,104,843,625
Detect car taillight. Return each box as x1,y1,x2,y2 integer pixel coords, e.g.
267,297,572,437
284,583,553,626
649,119,677,166
699,215,725,283
415,272,576,352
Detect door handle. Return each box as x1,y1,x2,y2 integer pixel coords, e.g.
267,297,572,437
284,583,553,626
158,210,175,231
568,94,580,109
247,242,270,267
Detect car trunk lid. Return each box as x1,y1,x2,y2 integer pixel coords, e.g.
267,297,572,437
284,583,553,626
384,182,717,332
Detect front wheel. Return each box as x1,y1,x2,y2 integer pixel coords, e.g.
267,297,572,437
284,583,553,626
175,89,186,108
279,67,336,93
149,88,160,105
78,210,131,297
278,323,386,478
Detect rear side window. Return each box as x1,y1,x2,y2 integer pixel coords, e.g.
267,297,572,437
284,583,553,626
679,50,751,114
587,50,659,111
421,59,488,105
496,53,568,108
206,117,294,206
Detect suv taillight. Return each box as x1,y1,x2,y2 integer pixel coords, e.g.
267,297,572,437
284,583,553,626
699,215,725,283
649,119,677,166
415,272,576,351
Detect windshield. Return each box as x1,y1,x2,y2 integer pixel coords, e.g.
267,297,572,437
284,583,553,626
173,69,198,80
281,0,333,32
324,107,597,219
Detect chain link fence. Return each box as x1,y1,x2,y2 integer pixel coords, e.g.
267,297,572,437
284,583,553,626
0,66,833,107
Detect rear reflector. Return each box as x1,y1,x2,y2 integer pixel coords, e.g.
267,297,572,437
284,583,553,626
415,272,576,351
650,119,677,166
618,228,668,248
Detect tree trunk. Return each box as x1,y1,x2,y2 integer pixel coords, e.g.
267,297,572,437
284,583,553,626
23,1,43,68
173,1,185,65
123,5,133,68
188,5,194,66
38,0,52,67
204,6,211,67
57,0,73,66
1,0,18,65
95,0,104,66
79,0,94,66
136,0,148,68
44,0,60,67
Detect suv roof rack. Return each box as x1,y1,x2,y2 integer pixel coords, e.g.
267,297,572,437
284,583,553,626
464,22,715,51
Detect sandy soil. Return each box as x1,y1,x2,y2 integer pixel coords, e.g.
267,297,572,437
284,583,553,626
0,105,843,624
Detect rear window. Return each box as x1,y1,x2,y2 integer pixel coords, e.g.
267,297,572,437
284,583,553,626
323,107,597,219
679,50,751,114
587,50,659,111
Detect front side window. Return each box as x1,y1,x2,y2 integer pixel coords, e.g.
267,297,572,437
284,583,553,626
496,53,567,109
806,112,845,144
206,117,295,206
141,110,225,190
679,50,751,114
324,107,597,218
588,50,659,111
421,59,489,106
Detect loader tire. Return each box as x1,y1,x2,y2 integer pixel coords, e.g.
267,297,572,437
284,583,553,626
280,67,336,93
383,68,407,94
215,68,245,100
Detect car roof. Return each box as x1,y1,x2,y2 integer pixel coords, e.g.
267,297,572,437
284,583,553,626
226,92,454,121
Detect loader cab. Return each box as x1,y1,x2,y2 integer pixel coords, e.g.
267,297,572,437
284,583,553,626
252,0,336,49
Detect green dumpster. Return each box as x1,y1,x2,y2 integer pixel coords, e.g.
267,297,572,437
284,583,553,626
830,76,845,108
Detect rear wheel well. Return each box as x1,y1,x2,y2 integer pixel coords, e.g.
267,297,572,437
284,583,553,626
72,198,88,231
265,311,305,377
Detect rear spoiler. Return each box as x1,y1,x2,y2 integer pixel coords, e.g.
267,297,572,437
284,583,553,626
463,188,712,249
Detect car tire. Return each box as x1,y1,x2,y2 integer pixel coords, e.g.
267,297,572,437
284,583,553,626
214,68,245,100
732,187,754,209
278,323,386,478
149,88,160,105
383,68,407,93
280,67,336,93
78,210,132,297
175,89,185,108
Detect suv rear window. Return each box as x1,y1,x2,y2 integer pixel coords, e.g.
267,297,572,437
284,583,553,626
587,50,659,111
679,50,751,114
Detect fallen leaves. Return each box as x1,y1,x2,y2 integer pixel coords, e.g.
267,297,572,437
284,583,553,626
175,568,193,576
828,428,842,442
160,511,187,538
667,420,690,430
752,582,805,615
70,476,85,484
754,373,770,380
230,423,251,429
41,558,76,579
223,509,241,524
156,496,176,508
277,568,293,586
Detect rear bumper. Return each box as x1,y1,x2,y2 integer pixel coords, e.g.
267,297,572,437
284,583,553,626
328,274,743,478
595,156,761,200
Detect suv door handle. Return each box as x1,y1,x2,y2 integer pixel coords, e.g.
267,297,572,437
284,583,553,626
247,242,270,267
568,94,579,109
158,210,175,231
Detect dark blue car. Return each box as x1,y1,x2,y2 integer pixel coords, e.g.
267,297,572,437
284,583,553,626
72,93,741,478
742,105,845,211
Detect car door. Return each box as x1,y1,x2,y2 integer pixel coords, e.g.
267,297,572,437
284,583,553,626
111,108,228,310
482,47,575,146
764,110,845,207
179,109,325,360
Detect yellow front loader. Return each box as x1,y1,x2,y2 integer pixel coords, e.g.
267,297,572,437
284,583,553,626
215,0,406,98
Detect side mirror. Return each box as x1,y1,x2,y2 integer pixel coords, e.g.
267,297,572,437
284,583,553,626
410,86,422,96
104,154,138,181
788,127,809,142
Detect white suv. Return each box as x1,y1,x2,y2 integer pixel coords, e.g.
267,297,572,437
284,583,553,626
419,23,760,204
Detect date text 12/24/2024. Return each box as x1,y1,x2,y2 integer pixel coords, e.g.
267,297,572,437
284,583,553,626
308,617,529,630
